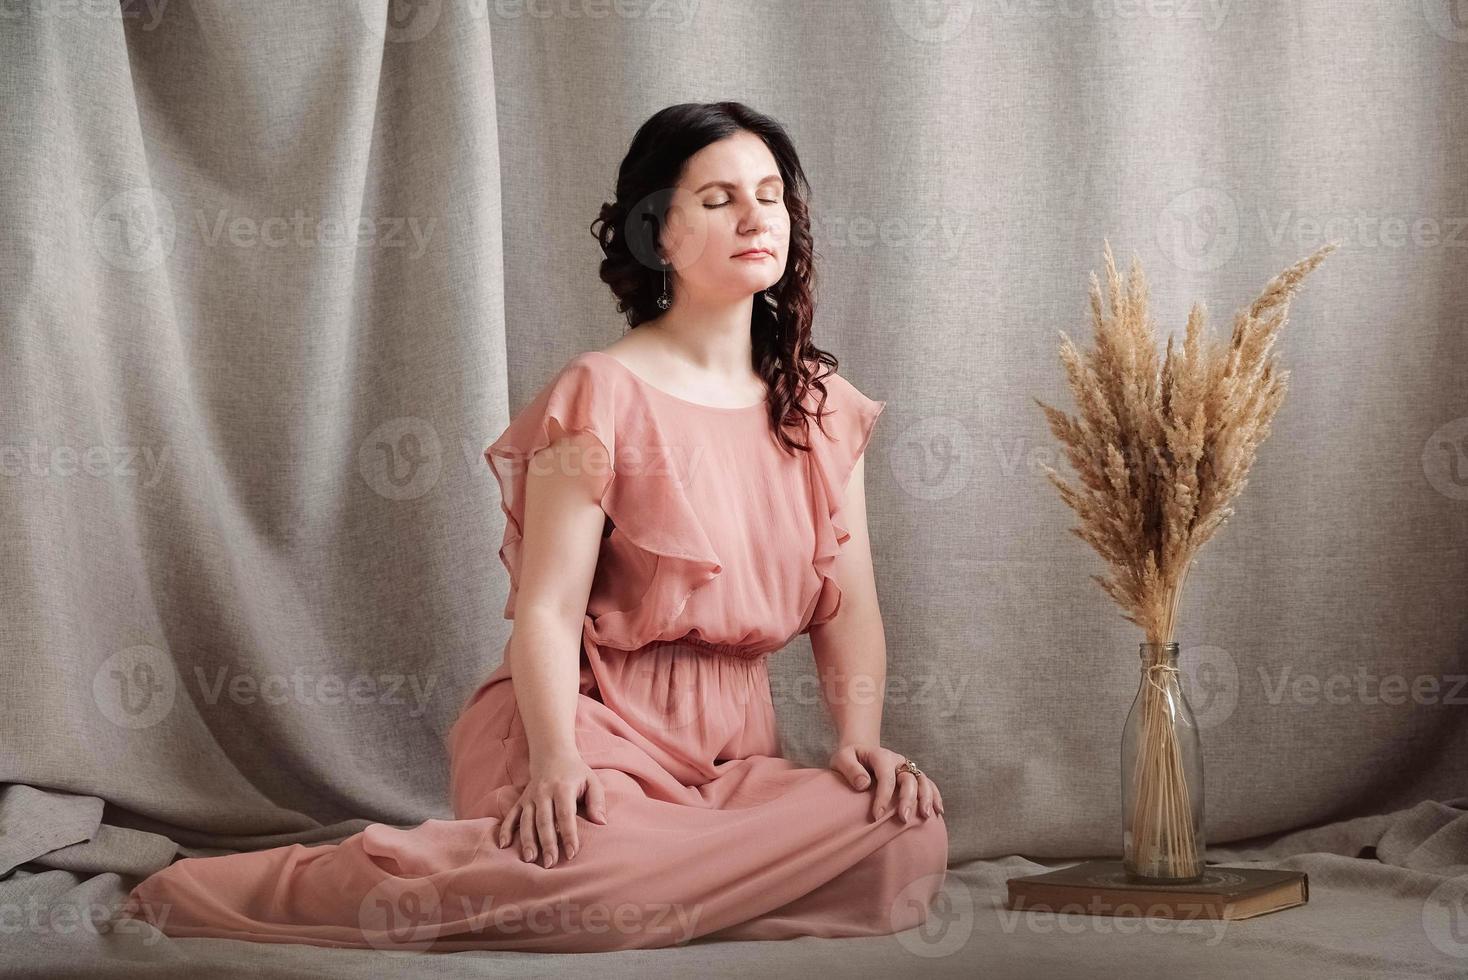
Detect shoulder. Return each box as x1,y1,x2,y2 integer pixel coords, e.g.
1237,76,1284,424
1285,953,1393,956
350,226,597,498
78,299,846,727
527,350,629,408
551,349,615,384
806,366,884,416
492,351,629,459
803,366,886,453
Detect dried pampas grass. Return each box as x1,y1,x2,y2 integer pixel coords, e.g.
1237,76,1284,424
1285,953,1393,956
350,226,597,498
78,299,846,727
1035,240,1338,645
1036,239,1336,880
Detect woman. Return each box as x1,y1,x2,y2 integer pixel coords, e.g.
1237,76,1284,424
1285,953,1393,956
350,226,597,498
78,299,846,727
120,101,948,953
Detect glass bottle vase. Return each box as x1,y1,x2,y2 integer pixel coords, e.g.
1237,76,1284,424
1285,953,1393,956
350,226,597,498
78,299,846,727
1121,640,1206,882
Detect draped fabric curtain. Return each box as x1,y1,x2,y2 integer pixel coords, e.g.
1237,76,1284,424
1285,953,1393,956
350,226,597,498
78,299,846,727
2,0,1466,973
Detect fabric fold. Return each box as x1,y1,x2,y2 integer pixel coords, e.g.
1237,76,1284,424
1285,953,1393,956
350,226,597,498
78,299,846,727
0,784,105,877
801,373,887,631
484,354,725,650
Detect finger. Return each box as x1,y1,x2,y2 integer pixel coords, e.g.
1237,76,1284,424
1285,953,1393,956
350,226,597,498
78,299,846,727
896,771,919,822
497,802,519,847
836,756,871,791
556,785,580,859
584,772,608,824
536,793,559,867
518,800,538,862
916,775,935,818
870,754,898,821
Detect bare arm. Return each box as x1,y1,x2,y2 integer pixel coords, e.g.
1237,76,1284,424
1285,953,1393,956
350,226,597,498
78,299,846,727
505,425,606,760
810,452,886,748
813,452,945,825
494,423,611,865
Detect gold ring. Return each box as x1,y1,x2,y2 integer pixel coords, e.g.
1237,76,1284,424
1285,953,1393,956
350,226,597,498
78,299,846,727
896,759,922,778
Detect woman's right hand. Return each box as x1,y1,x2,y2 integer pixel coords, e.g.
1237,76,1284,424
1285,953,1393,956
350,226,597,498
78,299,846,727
496,749,608,867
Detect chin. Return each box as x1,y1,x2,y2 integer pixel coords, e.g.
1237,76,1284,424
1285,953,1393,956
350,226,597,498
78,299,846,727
724,271,779,294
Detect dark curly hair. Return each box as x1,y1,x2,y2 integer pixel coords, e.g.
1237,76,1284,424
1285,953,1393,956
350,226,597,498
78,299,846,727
589,101,838,454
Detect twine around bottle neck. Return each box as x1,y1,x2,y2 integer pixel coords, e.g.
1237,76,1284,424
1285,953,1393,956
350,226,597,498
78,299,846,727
1140,642,1180,697
1144,661,1181,696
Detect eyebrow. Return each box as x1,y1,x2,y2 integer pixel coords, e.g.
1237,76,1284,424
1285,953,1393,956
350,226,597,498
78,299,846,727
693,175,784,193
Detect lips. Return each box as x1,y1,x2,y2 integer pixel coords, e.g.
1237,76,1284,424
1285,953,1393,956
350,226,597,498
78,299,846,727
734,249,774,259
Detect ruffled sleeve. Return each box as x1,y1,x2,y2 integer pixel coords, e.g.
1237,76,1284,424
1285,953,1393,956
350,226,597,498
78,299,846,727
802,371,887,631
483,354,723,644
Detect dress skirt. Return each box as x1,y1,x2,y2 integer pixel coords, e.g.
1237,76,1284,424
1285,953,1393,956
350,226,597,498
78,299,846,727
119,636,949,953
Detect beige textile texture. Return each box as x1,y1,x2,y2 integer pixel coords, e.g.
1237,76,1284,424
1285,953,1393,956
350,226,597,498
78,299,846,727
1,1,1465,976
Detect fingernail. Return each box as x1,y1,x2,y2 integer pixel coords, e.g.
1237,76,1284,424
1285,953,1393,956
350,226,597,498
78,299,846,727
855,777,869,789
567,845,577,859
902,806,912,822
523,849,533,861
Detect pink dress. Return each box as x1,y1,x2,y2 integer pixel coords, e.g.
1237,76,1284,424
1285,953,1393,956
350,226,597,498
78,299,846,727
119,350,948,952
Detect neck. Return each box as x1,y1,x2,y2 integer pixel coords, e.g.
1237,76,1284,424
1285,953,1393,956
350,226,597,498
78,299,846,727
644,291,757,371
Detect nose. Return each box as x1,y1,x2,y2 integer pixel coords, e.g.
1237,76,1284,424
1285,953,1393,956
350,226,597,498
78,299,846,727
738,202,770,235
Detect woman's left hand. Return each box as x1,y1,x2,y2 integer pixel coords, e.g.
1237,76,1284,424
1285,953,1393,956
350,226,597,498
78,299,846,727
828,743,945,824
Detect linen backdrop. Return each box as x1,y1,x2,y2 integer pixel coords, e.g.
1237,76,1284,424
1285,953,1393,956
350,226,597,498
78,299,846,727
2,0,1467,976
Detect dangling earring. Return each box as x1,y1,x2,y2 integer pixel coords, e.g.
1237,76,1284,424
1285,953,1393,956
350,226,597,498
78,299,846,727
656,264,672,310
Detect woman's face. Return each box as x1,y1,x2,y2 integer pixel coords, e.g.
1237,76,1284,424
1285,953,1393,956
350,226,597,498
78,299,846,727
660,131,790,305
